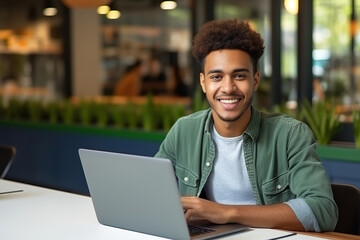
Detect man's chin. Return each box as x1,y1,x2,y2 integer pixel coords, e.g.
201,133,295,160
217,113,242,122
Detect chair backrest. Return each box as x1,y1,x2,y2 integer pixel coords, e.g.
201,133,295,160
0,145,16,179
331,183,360,235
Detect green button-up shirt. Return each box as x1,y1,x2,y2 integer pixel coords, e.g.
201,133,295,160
154,106,338,231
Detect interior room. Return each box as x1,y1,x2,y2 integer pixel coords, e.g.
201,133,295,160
1,0,360,239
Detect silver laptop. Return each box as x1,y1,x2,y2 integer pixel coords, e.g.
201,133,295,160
78,148,249,240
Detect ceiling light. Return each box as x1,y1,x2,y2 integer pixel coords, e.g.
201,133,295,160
43,0,58,17
160,0,177,10
106,0,121,19
107,9,121,19
106,1,121,19
284,0,298,15
97,5,110,15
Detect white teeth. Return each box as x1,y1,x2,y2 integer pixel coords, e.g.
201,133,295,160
219,99,239,104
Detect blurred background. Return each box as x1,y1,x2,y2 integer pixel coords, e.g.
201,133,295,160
1,0,360,194
0,0,358,110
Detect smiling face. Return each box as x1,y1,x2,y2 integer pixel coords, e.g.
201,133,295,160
200,49,260,137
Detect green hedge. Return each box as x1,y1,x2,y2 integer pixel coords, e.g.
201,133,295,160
2,96,358,147
0,97,191,132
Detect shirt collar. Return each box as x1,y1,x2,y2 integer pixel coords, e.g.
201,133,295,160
244,106,261,141
204,109,213,134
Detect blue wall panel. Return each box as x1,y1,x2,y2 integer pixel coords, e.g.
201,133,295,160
322,160,360,189
1,125,162,195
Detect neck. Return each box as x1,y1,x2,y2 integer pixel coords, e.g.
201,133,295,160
213,107,252,137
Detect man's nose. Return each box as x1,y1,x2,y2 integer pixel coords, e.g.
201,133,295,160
221,76,236,93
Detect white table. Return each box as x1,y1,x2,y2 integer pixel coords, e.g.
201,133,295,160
0,180,340,240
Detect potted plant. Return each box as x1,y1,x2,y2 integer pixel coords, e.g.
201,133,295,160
299,100,342,146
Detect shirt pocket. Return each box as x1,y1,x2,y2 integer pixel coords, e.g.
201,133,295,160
175,165,199,196
262,171,295,205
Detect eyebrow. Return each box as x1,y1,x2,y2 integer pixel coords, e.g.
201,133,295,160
206,68,250,75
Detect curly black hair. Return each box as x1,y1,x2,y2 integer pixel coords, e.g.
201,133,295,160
192,19,264,73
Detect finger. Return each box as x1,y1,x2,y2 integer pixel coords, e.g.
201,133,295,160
184,209,197,221
181,196,196,208
184,209,191,221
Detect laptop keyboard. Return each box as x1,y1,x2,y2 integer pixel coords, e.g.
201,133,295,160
188,225,215,236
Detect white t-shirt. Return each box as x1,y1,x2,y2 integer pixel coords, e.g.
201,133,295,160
204,125,256,205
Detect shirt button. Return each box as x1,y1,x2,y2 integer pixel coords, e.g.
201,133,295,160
184,177,189,182
277,184,282,190
206,162,211,167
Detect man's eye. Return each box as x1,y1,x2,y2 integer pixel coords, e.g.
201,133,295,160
234,73,246,79
210,75,222,81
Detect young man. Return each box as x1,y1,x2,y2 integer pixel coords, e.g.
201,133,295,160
154,19,338,232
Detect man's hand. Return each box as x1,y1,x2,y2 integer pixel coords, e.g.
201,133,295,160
181,196,305,231
181,196,232,224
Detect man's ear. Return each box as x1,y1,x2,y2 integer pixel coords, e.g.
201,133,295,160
253,71,260,91
200,73,206,93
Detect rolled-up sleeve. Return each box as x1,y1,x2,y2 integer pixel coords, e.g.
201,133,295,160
285,198,321,232
287,122,338,231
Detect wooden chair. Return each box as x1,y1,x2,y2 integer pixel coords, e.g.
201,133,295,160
331,183,360,235
0,145,16,179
